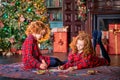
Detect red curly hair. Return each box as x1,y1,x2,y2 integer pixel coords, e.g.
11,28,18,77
69,31,95,57
25,21,50,42
25,21,46,35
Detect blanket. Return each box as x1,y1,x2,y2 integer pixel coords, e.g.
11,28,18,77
0,63,120,80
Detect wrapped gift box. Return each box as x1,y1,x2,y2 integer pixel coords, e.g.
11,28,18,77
109,24,120,55
52,27,68,53
53,32,68,53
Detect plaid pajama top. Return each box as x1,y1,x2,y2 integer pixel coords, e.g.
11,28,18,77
22,34,50,70
62,52,109,69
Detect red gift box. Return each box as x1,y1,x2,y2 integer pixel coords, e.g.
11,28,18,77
109,24,120,55
53,32,68,53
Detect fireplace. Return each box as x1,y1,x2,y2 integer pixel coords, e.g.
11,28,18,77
92,14,120,55
93,14,120,31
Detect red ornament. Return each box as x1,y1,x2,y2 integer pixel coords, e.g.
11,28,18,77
0,21,4,28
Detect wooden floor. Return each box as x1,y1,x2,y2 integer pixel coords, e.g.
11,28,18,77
45,53,120,67
110,55,120,67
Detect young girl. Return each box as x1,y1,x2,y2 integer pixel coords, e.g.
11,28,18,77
58,31,110,71
22,21,63,70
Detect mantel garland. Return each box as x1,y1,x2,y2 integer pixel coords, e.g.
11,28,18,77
77,0,87,21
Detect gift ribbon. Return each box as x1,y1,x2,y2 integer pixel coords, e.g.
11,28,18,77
59,33,63,51
109,24,120,35
115,25,118,55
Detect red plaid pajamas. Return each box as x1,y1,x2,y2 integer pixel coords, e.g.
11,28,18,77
22,35,50,70
62,52,108,69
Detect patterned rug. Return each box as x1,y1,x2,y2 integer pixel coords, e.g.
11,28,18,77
0,62,120,80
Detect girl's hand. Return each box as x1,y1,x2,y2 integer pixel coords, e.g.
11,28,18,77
58,66,64,70
40,62,48,69
66,67,74,72
66,66,77,72
41,59,48,67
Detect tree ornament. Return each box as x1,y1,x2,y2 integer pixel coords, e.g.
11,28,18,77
40,11,43,15
9,36,15,44
24,21,28,25
10,2,15,6
0,21,4,28
34,3,37,8
3,26,8,31
2,13,8,19
41,0,45,3
41,16,47,22
22,35,26,40
15,1,20,6
22,0,25,2
35,10,40,15
27,7,32,12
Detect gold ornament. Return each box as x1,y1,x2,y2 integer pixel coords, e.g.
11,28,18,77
41,0,45,3
41,16,47,22
35,10,40,15
34,3,37,8
22,0,25,2
40,11,43,15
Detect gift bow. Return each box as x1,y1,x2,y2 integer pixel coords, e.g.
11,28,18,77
109,25,120,35
58,39,64,45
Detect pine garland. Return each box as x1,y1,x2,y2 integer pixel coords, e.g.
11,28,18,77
77,0,87,21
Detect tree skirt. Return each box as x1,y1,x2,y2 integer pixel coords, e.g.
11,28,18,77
0,63,120,80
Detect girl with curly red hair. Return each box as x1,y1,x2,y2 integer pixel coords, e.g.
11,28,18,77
22,21,64,70
58,31,110,72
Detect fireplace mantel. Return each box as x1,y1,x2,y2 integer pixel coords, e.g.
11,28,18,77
86,0,120,34
93,14,120,31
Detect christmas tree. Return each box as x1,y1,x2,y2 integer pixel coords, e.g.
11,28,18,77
0,0,48,53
